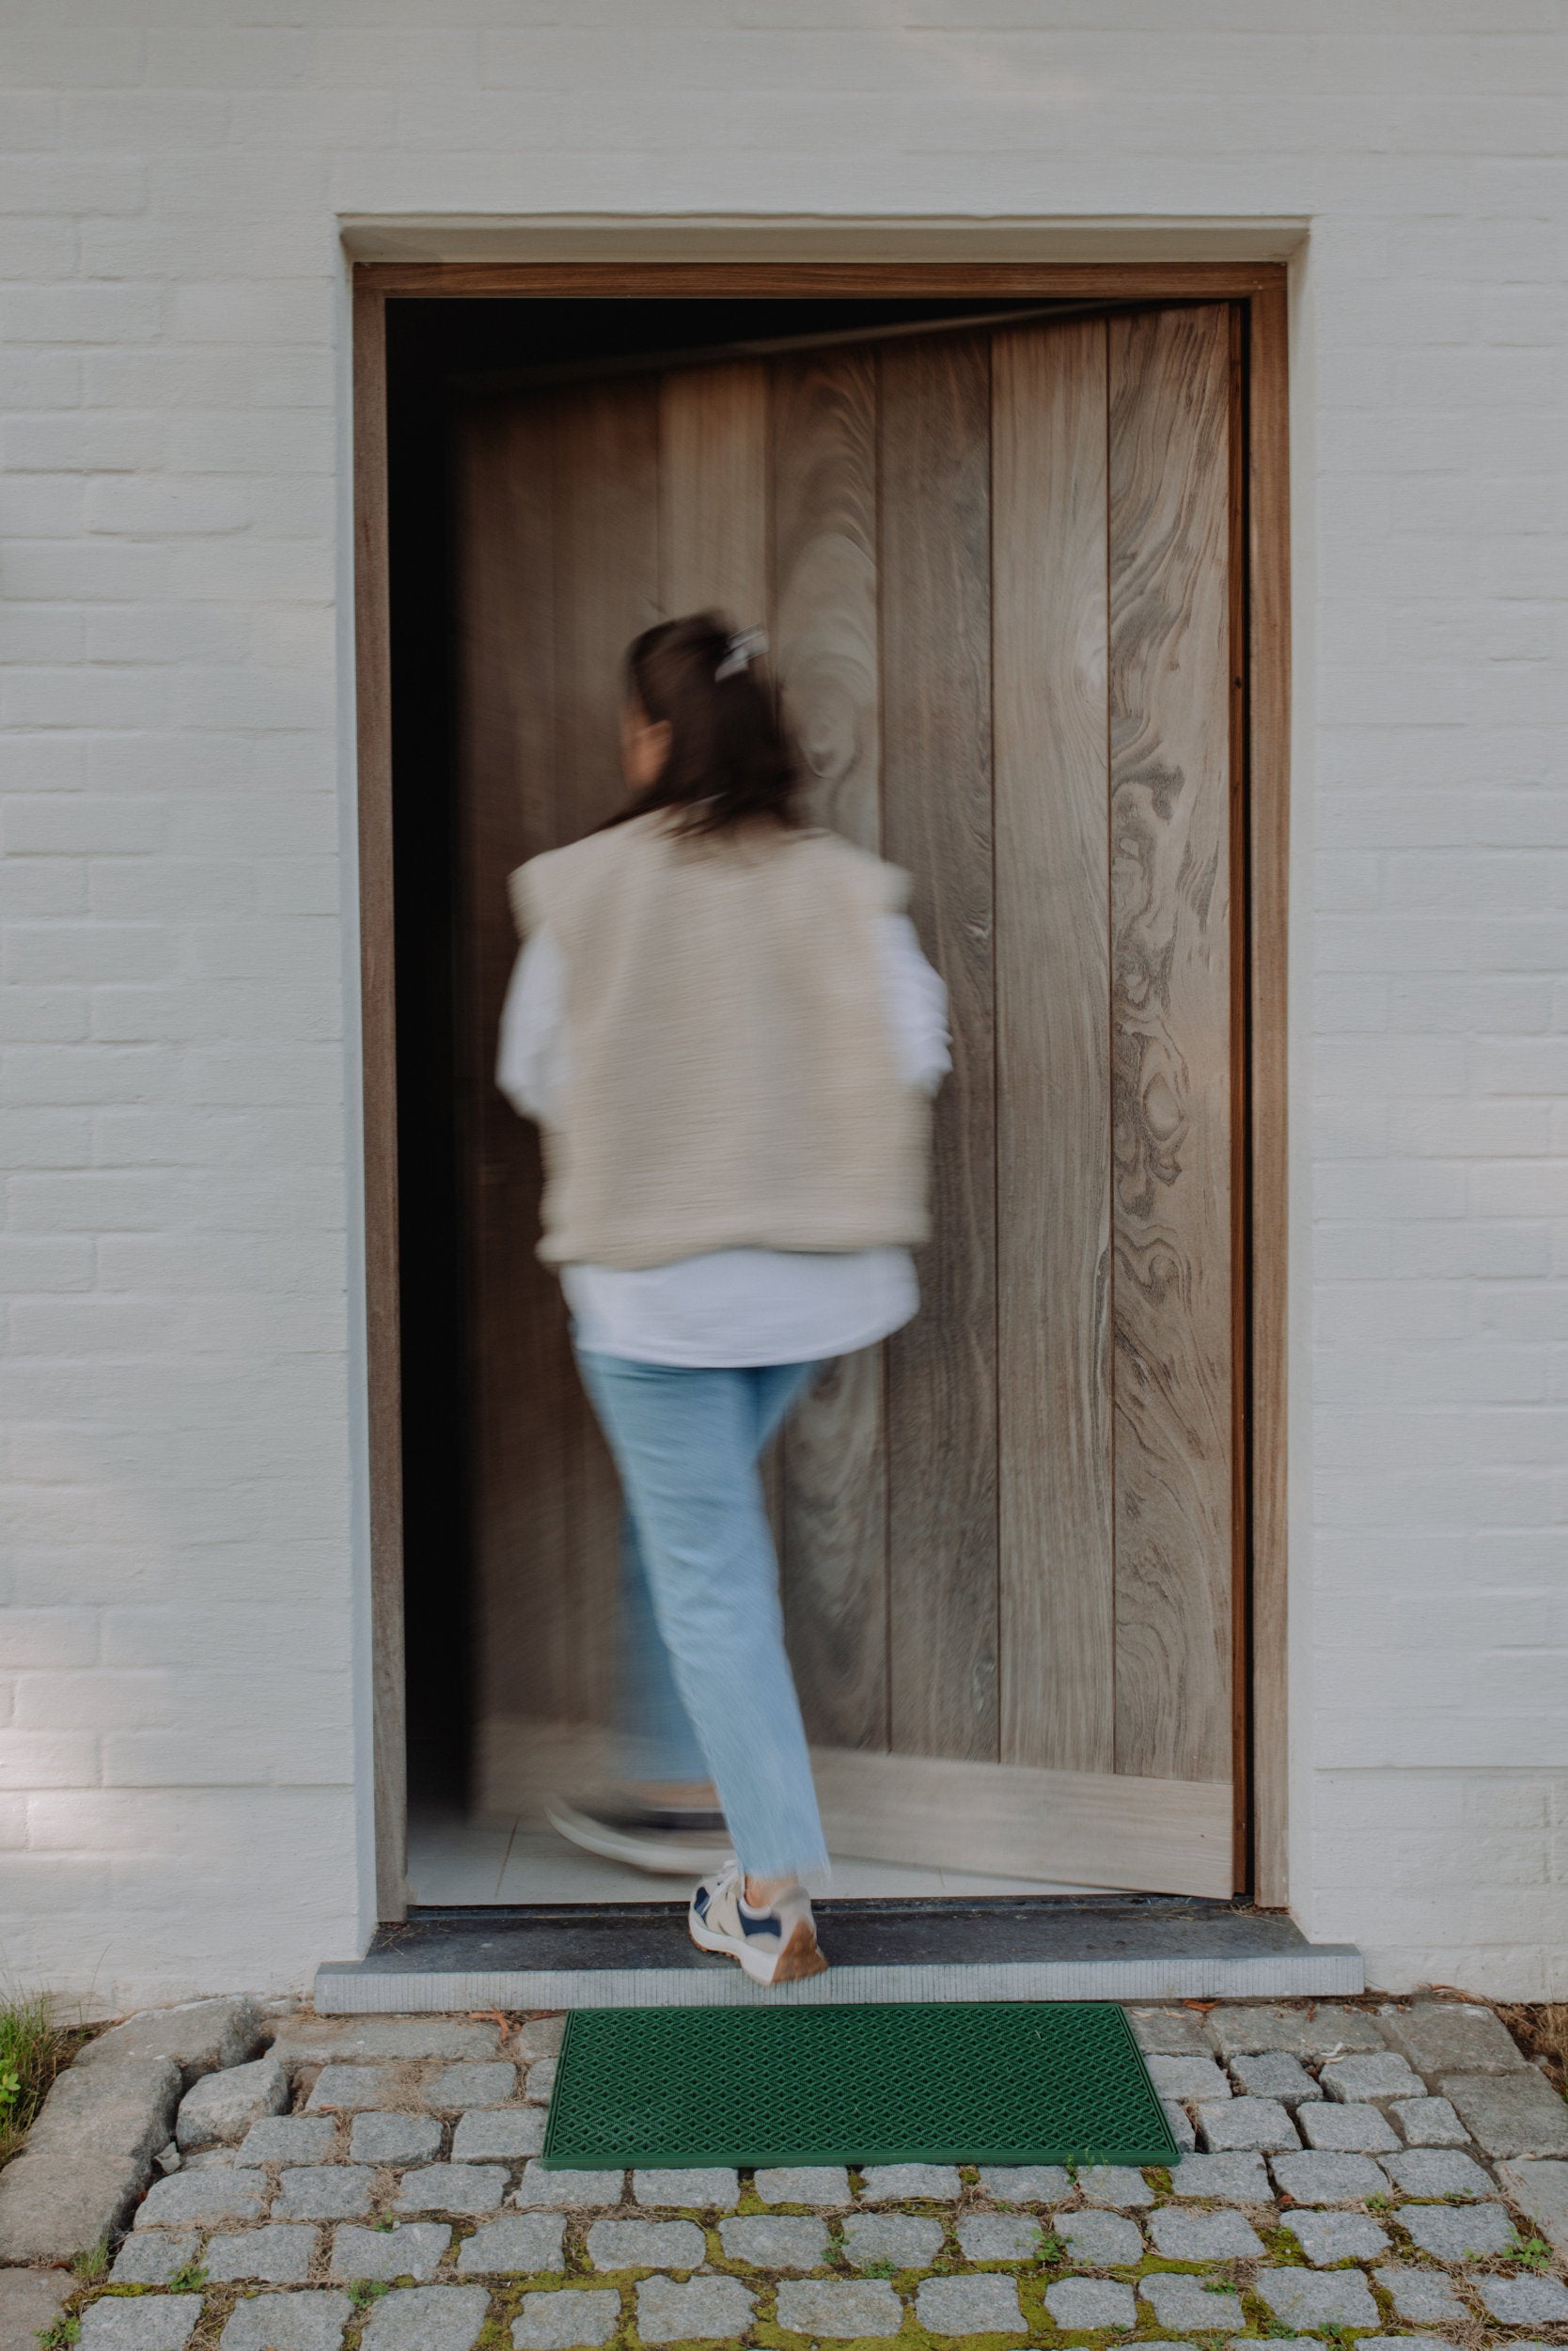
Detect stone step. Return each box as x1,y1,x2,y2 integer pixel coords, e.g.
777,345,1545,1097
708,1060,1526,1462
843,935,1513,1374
315,1895,1362,2013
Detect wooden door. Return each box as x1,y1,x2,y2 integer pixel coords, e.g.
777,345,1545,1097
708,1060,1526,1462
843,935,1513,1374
457,307,1242,1898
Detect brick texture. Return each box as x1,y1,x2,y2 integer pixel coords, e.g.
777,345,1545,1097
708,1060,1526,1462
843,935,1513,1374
1,2,1566,2003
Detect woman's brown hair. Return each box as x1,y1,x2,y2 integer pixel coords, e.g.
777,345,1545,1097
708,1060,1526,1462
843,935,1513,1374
609,611,800,838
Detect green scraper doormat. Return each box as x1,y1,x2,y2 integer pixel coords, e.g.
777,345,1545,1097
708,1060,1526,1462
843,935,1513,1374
541,2001,1178,2171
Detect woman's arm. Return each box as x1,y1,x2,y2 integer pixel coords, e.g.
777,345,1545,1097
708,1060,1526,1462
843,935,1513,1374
875,912,950,1096
495,923,570,1121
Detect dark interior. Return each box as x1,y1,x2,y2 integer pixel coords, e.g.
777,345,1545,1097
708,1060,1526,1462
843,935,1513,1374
386,295,1069,1818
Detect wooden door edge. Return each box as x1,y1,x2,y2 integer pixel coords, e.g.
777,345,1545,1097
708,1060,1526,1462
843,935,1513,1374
355,260,1287,299
812,1747,1234,1903
1246,282,1292,1910
353,280,409,1924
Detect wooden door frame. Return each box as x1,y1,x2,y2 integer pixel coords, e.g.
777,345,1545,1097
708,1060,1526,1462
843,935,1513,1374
352,259,1291,1923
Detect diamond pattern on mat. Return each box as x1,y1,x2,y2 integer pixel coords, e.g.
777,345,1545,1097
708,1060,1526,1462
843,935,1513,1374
541,2002,1174,2170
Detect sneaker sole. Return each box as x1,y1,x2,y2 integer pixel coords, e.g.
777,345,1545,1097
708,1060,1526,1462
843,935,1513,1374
547,1801,731,1878
688,1910,830,1986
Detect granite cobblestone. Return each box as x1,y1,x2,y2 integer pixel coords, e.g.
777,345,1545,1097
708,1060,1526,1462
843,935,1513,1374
1298,2097,1401,2152
1391,2093,1469,2145
1057,2206,1144,2264
218,2295,351,2351
81,2295,202,2348
274,2163,375,2218
956,2211,1043,2261
1374,2264,1468,2322
1230,2050,1321,2104
204,2221,317,2280
1149,2204,1266,2259
841,2209,944,2268
1143,2273,1245,2332
1400,2196,1515,2258
395,2160,508,2215
718,2211,828,2266
635,2274,755,2342
1256,2265,1381,2328
425,2061,517,2109
330,2218,451,2279
38,2002,1568,2351
776,2278,902,2337
916,2272,1027,2335
458,2212,568,2274
1280,2207,1389,2264
109,2231,201,2282
753,2163,850,2204
450,2107,546,2160
236,2113,337,2165
349,2110,442,2165
512,2289,620,2348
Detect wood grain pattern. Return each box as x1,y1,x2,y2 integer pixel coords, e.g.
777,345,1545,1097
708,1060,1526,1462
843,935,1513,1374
880,332,999,1763
1107,306,1235,1789
1227,304,1250,1892
353,283,407,1920
447,296,1267,1892
810,1745,1233,1898
768,348,890,1754
458,396,572,1742
993,319,1115,1774
553,378,663,1720
772,350,881,851
655,356,784,1540
660,362,768,621
1247,282,1292,1907
358,262,1287,300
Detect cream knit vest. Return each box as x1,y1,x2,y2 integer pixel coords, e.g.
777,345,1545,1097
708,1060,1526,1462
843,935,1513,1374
510,813,932,1271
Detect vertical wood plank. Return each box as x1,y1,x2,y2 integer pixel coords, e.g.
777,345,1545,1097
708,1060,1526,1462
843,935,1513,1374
660,361,769,621
771,347,889,1752
1107,305,1235,1787
655,356,784,1558
458,395,573,1745
880,332,998,1763
1247,282,1292,1906
993,319,1116,1773
353,282,407,1919
555,376,663,1721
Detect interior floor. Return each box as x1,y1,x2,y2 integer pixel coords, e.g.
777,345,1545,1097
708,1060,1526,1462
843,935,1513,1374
408,1810,1112,1907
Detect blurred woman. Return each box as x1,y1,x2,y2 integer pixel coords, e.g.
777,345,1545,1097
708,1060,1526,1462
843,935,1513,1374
497,613,947,1984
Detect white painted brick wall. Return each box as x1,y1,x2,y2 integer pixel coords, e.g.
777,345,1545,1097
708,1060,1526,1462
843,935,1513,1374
1,0,1565,2005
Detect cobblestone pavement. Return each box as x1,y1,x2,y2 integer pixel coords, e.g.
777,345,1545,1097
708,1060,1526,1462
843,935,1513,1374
30,2002,1568,2349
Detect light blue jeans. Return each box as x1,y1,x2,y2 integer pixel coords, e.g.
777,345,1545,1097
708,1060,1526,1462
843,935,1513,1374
574,1350,829,1886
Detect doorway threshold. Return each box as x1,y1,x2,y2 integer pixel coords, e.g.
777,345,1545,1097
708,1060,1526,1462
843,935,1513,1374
316,1895,1362,2013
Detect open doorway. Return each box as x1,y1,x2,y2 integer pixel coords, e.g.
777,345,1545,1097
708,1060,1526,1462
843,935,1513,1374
369,271,1290,1920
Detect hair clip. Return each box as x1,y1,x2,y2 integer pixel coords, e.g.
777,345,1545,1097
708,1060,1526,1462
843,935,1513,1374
714,626,768,682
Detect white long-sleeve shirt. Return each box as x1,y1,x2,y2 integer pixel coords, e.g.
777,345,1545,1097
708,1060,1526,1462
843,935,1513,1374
496,913,949,1367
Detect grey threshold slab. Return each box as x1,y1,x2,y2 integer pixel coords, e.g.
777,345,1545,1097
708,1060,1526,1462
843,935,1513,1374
317,1895,1362,2011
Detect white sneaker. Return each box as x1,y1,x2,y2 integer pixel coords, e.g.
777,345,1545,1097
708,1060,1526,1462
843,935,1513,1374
547,1791,730,1877
688,1859,828,1985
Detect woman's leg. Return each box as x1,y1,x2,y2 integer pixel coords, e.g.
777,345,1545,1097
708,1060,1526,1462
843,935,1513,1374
614,1505,712,1794
575,1349,828,1888
748,1358,819,1458
616,1357,813,1789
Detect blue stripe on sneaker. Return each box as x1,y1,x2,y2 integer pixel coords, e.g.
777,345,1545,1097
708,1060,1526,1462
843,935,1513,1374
693,1887,710,1920
740,1906,779,1938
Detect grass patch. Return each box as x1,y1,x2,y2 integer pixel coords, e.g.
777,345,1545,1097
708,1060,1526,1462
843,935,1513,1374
0,1989,72,2171
70,2240,111,2288
1509,2232,1553,2272
1497,1999,1568,2094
